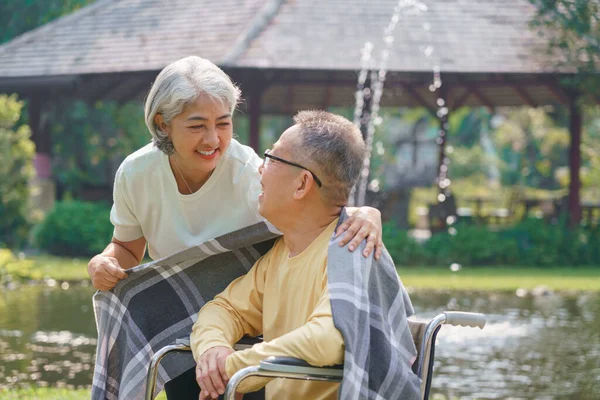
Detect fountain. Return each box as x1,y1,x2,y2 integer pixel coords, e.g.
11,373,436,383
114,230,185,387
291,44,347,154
350,0,454,214
350,0,430,206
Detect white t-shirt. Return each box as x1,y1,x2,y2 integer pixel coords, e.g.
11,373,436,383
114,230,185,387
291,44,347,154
110,139,264,260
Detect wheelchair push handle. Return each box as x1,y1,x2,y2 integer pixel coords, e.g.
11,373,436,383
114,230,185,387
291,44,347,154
443,311,486,329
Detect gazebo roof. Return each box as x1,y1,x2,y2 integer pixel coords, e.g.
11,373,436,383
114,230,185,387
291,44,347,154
234,0,552,74
0,0,268,77
0,0,584,109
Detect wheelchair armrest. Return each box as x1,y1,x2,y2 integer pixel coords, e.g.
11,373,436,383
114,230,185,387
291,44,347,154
173,335,262,351
234,335,263,350
259,356,343,377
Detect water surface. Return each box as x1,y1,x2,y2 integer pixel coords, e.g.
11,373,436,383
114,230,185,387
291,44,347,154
1,285,598,398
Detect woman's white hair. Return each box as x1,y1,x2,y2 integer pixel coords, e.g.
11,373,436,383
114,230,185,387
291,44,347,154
144,56,241,154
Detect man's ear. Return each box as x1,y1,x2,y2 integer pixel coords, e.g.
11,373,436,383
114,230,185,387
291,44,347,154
292,171,314,200
154,114,170,134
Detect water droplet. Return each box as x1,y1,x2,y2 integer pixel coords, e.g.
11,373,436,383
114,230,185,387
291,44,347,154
429,84,436,92
368,179,380,192
450,263,462,272
61,282,70,290
446,215,457,225
437,98,445,107
438,194,446,202
448,227,458,236
423,45,434,57
446,297,458,310
516,288,528,298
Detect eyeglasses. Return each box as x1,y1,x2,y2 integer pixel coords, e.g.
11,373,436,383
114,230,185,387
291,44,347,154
263,150,323,187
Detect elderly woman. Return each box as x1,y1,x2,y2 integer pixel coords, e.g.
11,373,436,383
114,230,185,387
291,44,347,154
87,56,383,399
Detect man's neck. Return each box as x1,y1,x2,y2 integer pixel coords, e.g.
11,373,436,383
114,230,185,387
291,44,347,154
279,206,341,257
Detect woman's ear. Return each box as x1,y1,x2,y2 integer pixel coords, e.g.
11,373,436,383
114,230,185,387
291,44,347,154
154,114,169,134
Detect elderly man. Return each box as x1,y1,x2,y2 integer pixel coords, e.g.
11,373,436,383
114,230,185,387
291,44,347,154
190,110,417,400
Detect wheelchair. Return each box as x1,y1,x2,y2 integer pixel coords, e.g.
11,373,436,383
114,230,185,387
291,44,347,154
146,311,485,400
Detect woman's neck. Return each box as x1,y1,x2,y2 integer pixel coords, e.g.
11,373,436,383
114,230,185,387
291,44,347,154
169,156,213,194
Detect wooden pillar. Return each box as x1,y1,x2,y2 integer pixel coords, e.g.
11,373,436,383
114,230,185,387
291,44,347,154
568,97,582,227
28,96,56,212
29,97,52,176
248,85,265,153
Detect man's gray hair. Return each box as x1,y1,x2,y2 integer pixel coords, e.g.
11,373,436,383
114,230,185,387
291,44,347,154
144,56,241,154
292,110,366,206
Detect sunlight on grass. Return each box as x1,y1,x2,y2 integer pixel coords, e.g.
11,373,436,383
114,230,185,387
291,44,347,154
0,387,166,400
1,251,90,281
0,388,90,400
398,266,600,291
3,251,599,292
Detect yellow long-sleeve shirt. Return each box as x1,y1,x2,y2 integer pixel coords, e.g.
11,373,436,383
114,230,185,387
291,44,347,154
191,218,344,399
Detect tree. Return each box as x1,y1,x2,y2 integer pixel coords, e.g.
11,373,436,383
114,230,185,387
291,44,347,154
529,0,600,101
0,95,35,248
0,0,96,44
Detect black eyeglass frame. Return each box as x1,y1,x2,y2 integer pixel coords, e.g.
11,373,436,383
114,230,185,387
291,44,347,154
263,151,323,187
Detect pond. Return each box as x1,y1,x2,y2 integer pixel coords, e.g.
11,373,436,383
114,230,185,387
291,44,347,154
1,285,599,399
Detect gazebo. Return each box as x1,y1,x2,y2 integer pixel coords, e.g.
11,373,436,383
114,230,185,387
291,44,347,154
0,0,593,223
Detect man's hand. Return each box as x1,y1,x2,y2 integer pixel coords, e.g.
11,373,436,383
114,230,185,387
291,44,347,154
196,346,234,399
336,207,383,260
87,255,128,291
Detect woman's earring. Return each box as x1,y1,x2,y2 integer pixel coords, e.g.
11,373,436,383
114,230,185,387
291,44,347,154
164,138,175,155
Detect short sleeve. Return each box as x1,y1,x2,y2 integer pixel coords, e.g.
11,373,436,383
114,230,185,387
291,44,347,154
110,165,144,242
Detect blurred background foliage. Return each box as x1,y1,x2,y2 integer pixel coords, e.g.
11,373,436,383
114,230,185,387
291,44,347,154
0,0,96,45
0,0,599,263
0,95,35,248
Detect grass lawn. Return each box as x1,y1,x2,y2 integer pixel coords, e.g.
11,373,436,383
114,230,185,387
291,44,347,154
0,388,167,400
2,251,599,292
0,388,90,400
398,266,600,292
0,251,90,281
0,387,458,399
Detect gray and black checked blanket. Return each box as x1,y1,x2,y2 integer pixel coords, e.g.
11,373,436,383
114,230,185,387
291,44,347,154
329,211,421,400
92,210,420,400
91,221,280,400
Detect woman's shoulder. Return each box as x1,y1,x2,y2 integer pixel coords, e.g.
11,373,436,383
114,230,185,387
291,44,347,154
117,143,165,183
118,143,163,175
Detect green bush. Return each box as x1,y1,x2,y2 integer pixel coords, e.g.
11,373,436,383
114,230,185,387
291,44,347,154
34,201,112,257
0,94,35,248
509,218,600,266
423,224,521,266
382,222,428,265
383,219,600,267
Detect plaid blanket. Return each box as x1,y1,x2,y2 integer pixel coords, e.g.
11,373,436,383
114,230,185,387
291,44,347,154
329,211,421,400
92,210,420,400
91,221,280,400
